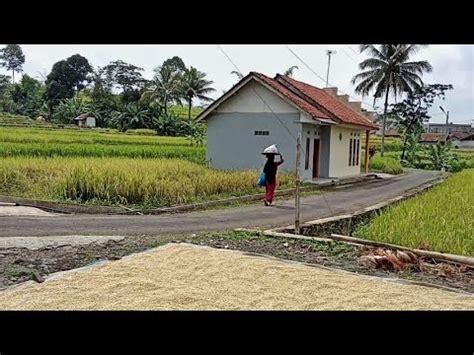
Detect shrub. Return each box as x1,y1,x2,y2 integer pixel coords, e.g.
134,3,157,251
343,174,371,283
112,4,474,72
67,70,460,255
369,155,403,175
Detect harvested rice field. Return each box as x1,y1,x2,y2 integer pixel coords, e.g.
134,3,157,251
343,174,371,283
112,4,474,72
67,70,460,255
0,243,472,310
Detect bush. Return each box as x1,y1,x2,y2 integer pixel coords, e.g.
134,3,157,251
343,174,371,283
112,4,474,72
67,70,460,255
369,155,403,175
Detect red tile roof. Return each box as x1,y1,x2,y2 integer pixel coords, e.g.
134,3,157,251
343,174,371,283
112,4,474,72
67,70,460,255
196,71,378,130
274,74,377,129
420,133,446,142
252,72,330,121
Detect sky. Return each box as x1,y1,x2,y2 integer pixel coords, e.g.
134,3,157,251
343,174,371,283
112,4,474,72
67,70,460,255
1,44,472,125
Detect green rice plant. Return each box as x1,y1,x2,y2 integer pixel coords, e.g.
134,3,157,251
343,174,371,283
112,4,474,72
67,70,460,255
368,155,403,175
354,169,474,256
0,157,294,207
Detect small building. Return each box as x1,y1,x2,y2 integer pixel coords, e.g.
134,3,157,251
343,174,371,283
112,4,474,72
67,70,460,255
375,128,400,137
420,133,446,144
74,114,96,128
196,72,378,181
450,132,474,149
424,122,473,135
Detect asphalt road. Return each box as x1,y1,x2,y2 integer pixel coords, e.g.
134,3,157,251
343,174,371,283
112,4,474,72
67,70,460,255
0,170,442,238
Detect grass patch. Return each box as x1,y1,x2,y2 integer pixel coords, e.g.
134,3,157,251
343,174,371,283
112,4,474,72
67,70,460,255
354,169,474,256
368,155,404,175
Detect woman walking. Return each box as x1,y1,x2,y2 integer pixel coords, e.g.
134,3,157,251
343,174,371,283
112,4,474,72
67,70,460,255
263,152,284,206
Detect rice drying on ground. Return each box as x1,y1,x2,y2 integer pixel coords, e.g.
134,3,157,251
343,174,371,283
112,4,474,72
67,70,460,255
0,243,472,311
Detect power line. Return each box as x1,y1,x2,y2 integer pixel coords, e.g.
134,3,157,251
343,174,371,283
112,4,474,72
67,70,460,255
285,45,377,111
341,48,359,64
347,46,360,55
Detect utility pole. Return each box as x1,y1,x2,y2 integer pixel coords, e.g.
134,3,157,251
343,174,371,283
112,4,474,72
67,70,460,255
295,133,301,234
326,50,336,87
440,106,450,142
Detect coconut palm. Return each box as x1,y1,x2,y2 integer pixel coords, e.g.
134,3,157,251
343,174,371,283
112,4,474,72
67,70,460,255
181,67,215,120
284,65,299,77
351,45,432,156
231,71,243,80
142,65,183,115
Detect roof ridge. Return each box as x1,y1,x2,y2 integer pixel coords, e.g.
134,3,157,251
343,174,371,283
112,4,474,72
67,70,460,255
276,74,377,129
275,74,343,124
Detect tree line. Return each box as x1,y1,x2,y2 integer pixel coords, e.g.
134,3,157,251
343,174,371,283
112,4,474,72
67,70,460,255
0,45,215,138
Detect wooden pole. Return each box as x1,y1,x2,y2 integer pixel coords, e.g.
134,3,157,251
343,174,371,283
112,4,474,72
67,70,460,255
364,130,370,174
295,133,301,234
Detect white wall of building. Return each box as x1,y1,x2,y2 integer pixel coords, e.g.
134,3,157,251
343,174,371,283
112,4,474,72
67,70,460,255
328,126,363,178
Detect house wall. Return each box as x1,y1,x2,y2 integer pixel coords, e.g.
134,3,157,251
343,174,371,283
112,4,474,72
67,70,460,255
328,126,363,178
453,140,474,149
206,82,300,172
86,117,96,128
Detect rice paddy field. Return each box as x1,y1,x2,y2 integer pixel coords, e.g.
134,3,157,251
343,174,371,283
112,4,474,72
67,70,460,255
354,169,474,256
0,126,293,207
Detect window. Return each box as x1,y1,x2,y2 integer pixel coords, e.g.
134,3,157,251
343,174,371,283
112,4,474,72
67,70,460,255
352,139,357,166
254,131,269,136
356,139,360,165
305,138,310,170
349,138,360,166
349,138,353,166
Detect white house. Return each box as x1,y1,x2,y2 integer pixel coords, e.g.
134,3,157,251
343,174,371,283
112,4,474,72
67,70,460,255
196,72,378,181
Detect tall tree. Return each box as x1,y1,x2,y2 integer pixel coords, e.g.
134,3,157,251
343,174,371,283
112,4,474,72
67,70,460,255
231,71,243,80
44,54,93,110
162,56,186,74
351,45,432,156
390,83,453,161
100,60,145,102
284,65,299,77
143,64,183,114
9,74,45,117
0,44,25,83
181,66,215,120
0,74,11,98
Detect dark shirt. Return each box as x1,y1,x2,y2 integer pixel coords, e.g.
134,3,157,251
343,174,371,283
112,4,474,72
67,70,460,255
263,160,283,184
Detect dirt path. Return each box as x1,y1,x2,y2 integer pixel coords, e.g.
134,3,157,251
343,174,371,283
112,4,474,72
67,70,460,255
0,243,471,310
0,170,442,237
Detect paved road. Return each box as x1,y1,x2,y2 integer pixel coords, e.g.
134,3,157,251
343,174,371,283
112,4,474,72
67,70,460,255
0,170,442,238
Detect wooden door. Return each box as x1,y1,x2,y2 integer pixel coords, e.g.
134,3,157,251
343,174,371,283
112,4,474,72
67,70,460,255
312,139,320,178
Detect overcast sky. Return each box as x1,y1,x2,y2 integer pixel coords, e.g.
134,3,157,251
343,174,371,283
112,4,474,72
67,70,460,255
1,45,472,124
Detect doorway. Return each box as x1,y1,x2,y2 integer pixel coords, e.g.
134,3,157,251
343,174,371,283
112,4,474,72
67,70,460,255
312,139,320,178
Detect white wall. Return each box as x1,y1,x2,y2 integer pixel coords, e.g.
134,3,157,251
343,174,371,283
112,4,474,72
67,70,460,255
217,80,298,114
328,126,363,178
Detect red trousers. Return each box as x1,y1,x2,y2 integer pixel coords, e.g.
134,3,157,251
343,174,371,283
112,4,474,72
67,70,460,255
265,181,276,203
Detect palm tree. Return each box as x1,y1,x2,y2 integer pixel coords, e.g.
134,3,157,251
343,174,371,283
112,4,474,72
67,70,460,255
231,71,243,80
142,65,183,115
181,67,215,120
284,65,299,77
351,45,432,156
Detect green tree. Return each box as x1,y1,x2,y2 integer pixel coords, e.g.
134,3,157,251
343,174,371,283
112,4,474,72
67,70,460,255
181,67,215,120
45,54,93,111
390,84,453,161
231,71,243,80
52,97,91,124
143,65,183,115
100,60,145,103
111,103,150,133
0,44,25,83
351,45,432,156
0,74,11,98
9,74,45,117
428,141,452,171
284,65,299,77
